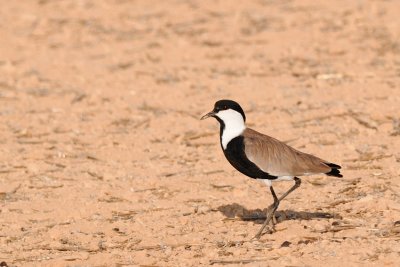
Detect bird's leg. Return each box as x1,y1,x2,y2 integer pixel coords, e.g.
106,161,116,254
271,213,278,226
253,178,302,239
253,186,279,239
276,177,302,203
272,177,302,224
266,178,302,223
266,205,277,227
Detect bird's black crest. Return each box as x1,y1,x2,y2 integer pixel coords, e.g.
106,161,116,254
214,100,246,122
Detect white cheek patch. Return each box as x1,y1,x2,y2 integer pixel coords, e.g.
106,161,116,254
216,109,246,149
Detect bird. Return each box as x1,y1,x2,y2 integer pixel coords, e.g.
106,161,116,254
201,99,342,239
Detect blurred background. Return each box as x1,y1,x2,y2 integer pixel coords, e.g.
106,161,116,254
0,0,399,266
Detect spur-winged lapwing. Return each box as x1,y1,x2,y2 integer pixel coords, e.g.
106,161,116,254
201,99,342,239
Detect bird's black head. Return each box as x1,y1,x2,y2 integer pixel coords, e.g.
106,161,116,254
201,99,246,122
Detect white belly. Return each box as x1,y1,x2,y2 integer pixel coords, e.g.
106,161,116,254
261,176,294,187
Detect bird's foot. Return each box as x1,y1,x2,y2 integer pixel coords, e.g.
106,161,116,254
251,226,275,240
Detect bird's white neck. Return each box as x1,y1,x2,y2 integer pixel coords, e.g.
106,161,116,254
216,109,246,149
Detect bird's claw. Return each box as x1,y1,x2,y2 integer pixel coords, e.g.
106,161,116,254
251,225,275,240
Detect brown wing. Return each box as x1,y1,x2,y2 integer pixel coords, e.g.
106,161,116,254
243,128,331,176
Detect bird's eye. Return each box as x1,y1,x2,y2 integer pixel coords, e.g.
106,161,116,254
224,105,227,109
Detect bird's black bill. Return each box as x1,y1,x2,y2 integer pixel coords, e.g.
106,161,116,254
200,111,215,120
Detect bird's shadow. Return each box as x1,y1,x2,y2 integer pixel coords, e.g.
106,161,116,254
217,203,341,224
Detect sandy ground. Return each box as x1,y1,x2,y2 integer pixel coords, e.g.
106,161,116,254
0,0,400,266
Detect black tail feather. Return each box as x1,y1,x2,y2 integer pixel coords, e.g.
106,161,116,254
326,163,341,169
325,163,343,178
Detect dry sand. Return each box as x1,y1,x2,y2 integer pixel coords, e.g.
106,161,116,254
0,0,400,266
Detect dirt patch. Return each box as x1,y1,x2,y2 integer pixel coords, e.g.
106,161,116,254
0,0,399,266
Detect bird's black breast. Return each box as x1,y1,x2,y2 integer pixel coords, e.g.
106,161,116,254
222,136,277,180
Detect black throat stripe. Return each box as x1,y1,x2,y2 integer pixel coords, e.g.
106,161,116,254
222,136,277,180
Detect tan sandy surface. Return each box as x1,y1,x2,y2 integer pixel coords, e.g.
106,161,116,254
1,0,400,266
